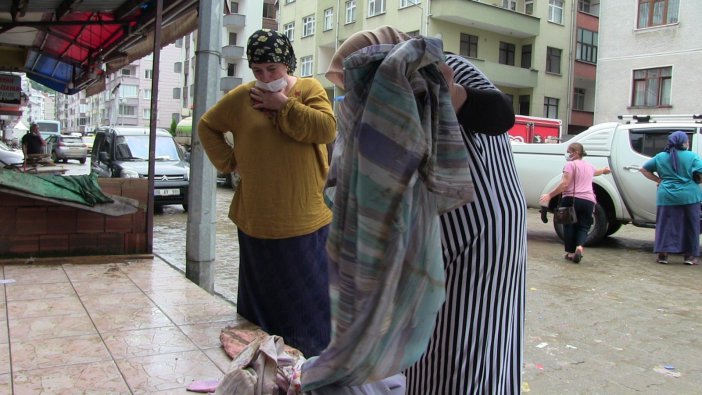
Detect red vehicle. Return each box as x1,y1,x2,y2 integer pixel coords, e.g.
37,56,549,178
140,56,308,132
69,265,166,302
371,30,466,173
508,115,562,143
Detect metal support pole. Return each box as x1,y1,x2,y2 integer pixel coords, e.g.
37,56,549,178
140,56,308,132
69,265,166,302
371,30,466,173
185,0,222,293
146,0,162,253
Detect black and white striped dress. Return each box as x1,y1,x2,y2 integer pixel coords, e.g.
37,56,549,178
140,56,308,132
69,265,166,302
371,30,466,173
405,55,528,394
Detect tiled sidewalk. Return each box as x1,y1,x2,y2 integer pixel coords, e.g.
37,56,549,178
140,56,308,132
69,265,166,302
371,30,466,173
0,257,248,394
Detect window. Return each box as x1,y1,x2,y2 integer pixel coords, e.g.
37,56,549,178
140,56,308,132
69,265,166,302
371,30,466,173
460,34,478,58
285,0,294,3
227,63,237,77
120,68,132,76
576,29,598,63
632,66,672,107
406,30,420,37
549,0,564,24
300,56,313,77
400,0,420,6
629,128,692,157
521,45,532,69
637,0,679,28
579,0,591,13
144,69,153,79
263,3,276,18
346,1,357,23
546,47,562,74
368,0,385,17
544,97,559,119
525,0,534,14
118,104,136,116
143,108,151,119
502,0,516,10
324,8,334,31
230,1,239,13
173,87,181,100
143,89,151,99
302,15,315,37
573,88,586,110
120,85,138,98
229,32,238,46
174,62,182,73
499,42,515,66
284,22,295,41
175,38,183,48
519,95,530,115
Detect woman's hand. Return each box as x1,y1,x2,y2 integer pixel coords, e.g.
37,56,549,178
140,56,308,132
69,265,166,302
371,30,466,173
539,194,550,206
250,87,288,111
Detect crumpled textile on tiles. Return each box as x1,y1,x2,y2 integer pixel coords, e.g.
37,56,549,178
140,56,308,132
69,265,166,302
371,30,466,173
215,335,304,395
302,37,473,392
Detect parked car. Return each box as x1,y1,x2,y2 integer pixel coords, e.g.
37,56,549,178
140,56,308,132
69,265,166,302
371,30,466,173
0,140,24,167
45,134,88,164
512,114,702,245
83,131,96,153
90,126,190,211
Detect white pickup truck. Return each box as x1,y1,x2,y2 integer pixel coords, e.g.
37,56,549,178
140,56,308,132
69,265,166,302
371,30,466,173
511,114,702,245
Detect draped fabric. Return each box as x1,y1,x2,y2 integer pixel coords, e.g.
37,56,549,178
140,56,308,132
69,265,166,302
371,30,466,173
301,37,473,391
405,55,528,394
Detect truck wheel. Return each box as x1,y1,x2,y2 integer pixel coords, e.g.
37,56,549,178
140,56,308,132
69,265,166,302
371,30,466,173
553,203,609,246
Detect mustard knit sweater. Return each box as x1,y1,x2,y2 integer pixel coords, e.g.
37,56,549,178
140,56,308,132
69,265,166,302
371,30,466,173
198,78,336,239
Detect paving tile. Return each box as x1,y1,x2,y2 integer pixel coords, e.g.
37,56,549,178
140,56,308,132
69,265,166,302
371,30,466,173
115,350,223,393
158,298,237,325
0,343,9,374
89,305,174,333
7,296,85,320
11,334,111,371
203,346,233,373
5,282,76,301
0,374,10,395
79,291,155,312
9,313,97,342
61,262,125,282
146,287,223,307
3,265,68,284
178,318,252,349
71,276,142,297
102,327,198,359
12,361,130,394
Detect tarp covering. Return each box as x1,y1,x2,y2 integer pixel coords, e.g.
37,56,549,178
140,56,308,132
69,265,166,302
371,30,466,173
0,170,113,206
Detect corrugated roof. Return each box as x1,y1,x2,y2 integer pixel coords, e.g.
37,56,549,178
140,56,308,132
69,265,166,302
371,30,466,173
0,0,199,95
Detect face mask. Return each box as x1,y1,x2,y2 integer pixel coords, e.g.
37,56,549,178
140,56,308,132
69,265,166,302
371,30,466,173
565,152,573,161
255,76,288,92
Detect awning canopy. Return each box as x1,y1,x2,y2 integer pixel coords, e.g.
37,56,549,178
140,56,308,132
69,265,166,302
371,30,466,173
0,1,199,95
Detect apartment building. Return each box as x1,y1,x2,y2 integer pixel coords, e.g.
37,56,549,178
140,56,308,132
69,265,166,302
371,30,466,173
55,1,278,133
595,0,700,123
279,0,597,134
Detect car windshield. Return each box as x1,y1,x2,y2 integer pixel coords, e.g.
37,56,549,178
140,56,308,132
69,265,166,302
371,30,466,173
114,135,181,161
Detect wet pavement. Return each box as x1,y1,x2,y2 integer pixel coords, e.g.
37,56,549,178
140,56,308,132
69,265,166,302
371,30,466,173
154,198,702,393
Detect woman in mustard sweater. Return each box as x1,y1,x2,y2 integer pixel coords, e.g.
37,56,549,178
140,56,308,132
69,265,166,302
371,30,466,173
198,29,336,356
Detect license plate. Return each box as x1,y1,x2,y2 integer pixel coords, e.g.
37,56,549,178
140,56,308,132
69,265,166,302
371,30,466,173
155,188,180,196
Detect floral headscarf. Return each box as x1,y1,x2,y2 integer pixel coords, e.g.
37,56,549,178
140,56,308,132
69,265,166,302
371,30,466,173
665,130,688,172
246,29,297,74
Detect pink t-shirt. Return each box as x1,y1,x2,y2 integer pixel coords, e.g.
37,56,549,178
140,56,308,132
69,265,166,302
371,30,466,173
562,160,596,203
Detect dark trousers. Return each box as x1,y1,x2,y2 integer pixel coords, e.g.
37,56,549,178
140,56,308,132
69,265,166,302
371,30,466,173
561,197,595,253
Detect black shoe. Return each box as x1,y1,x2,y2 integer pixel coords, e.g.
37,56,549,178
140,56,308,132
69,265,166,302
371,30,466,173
540,207,548,223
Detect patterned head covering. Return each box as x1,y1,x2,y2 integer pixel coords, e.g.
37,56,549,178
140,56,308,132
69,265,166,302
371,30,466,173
666,130,688,172
246,29,297,74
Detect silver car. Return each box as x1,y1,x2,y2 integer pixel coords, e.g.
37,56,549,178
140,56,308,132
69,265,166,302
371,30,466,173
46,134,88,164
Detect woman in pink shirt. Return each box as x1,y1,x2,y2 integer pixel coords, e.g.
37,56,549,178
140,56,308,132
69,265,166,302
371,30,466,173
540,143,610,263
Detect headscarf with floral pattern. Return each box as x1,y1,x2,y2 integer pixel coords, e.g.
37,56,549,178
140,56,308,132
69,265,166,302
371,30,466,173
246,29,297,74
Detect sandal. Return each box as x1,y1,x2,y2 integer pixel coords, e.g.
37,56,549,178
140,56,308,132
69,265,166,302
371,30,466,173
657,253,668,264
573,247,584,263
683,256,698,265
564,254,573,261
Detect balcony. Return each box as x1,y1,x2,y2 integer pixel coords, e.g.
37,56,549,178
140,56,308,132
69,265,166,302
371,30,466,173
432,0,540,38
220,76,242,92
222,45,244,60
223,13,245,28
468,58,538,88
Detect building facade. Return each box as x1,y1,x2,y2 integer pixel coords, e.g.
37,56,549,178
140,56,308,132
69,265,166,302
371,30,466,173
279,0,597,134
595,0,700,123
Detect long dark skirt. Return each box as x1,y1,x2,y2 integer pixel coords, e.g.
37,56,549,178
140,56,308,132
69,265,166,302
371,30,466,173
655,204,700,256
561,196,595,253
237,226,331,357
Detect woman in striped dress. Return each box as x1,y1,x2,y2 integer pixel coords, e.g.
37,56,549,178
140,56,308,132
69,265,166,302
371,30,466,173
405,55,528,394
